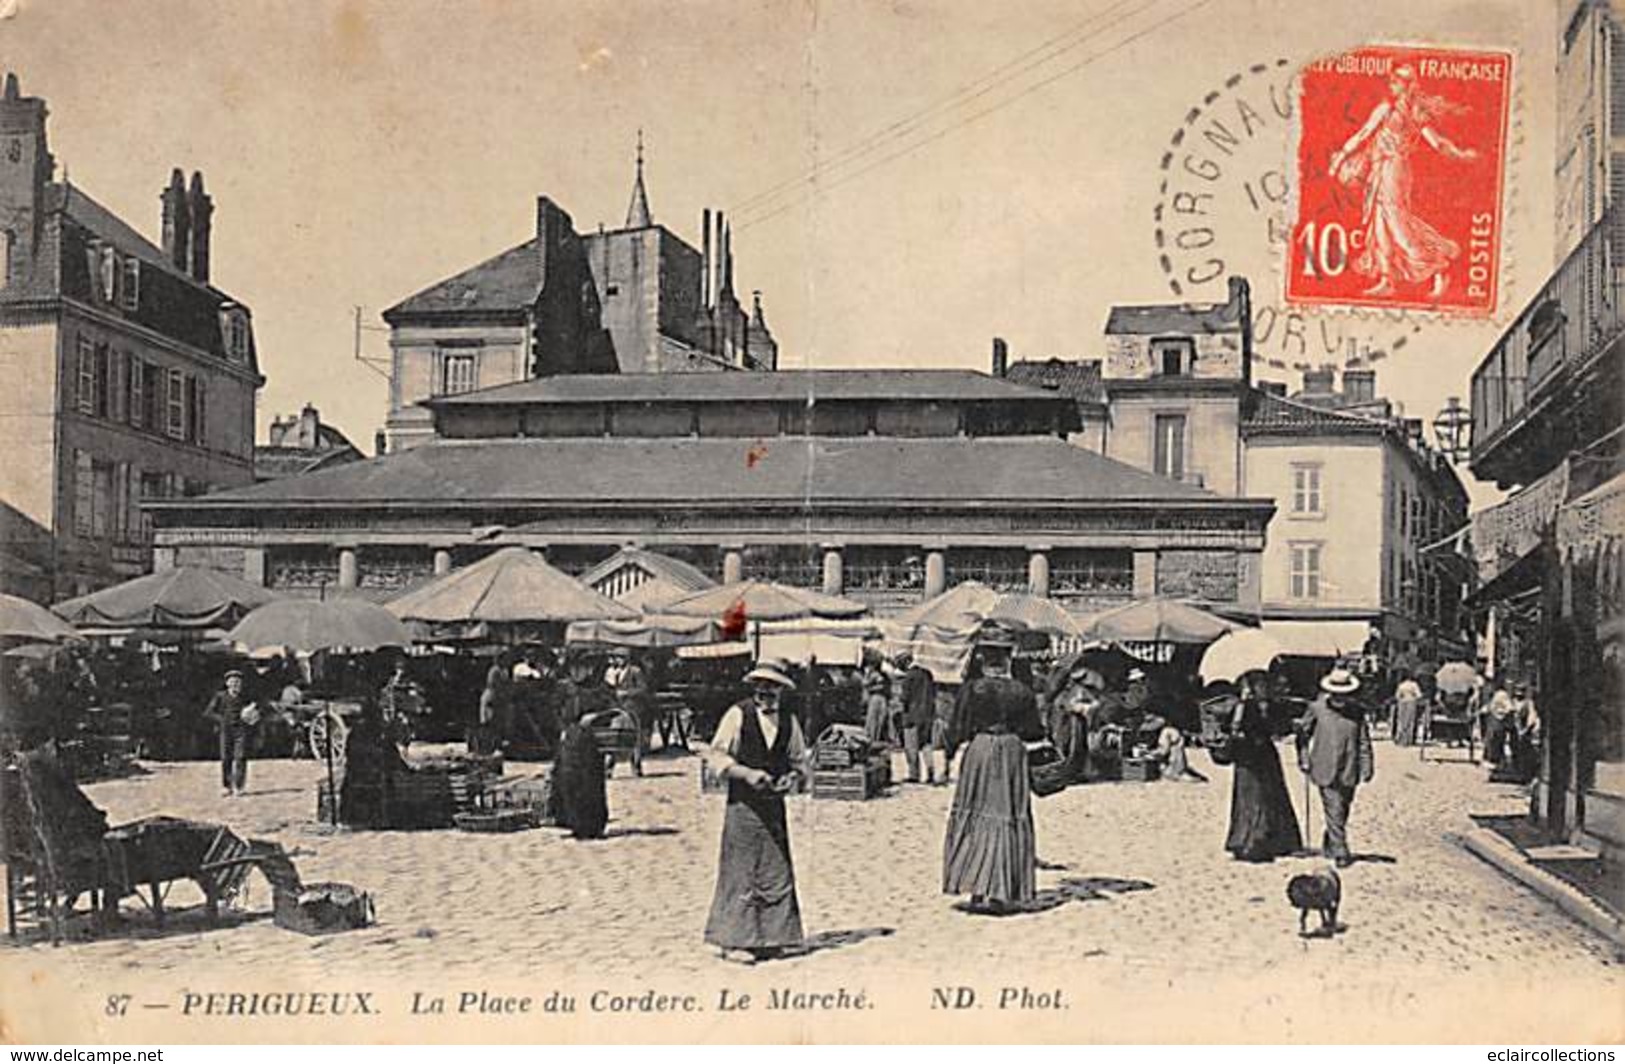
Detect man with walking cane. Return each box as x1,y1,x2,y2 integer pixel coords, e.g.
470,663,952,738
1295,667,1375,868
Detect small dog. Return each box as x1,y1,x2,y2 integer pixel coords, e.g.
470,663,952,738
1286,865,1342,938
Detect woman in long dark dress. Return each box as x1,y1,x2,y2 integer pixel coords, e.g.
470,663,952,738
1224,673,1302,862
943,642,1046,913
548,659,608,839
704,664,808,963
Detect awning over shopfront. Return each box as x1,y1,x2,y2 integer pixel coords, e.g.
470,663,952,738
1468,459,1571,585
1259,620,1375,659
1465,545,1545,608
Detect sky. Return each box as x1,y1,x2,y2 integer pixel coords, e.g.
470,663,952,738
2,0,1556,506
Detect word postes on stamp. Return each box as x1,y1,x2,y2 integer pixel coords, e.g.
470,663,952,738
1288,45,1513,317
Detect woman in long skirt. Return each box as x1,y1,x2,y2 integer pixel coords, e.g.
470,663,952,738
548,658,608,839
943,642,1046,913
1224,674,1302,862
704,664,808,963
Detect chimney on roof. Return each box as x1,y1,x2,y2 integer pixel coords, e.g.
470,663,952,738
992,337,1009,378
1343,368,1376,403
298,403,321,449
701,208,712,309
1261,380,1288,398
1404,417,1425,443
1228,276,1253,382
187,171,212,284
161,169,190,271
1302,364,1336,396
0,74,52,281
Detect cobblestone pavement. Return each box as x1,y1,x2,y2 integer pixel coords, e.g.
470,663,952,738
5,741,1621,1041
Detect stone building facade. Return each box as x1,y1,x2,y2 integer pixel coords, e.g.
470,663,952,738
151,369,1275,616
0,74,261,601
382,153,777,451
991,275,1471,659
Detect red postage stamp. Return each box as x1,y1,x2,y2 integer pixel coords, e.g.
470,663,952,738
1287,45,1513,316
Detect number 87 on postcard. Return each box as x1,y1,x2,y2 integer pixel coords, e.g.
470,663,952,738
1286,45,1513,317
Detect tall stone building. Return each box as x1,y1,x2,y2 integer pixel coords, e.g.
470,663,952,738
994,276,1471,664
0,73,262,601
1555,0,1625,260
382,148,778,451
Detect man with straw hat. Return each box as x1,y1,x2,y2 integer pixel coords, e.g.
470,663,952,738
704,660,809,963
1296,666,1375,868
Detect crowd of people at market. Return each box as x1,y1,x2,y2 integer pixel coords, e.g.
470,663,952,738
2,628,1547,963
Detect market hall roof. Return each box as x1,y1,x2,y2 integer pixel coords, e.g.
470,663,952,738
419,369,1071,407
155,435,1257,511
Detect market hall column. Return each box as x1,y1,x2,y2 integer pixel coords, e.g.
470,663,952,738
338,547,358,590
924,550,947,598
242,547,266,587
723,546,744,585
1028,548,1051,598
822,547,843,596
433,549,453,576
1133,550,1157,598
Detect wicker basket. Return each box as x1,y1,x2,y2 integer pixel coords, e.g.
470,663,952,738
453,809,537,832
1026,741,1070,797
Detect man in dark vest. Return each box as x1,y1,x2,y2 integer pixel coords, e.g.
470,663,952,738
703,663,808,964
897,653,938,784
1296,667,1375,868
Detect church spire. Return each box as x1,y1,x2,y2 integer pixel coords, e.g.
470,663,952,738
624,129,653,229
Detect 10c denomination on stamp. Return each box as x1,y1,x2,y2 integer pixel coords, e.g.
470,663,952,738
1288,45,1513,316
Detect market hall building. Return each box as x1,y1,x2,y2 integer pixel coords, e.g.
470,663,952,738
149,369,1276,616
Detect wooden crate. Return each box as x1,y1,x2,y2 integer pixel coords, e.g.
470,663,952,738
1120,756,1158,782
811,760,888,801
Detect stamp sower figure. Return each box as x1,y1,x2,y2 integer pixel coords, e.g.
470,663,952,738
943,640,1046,914
1329,63,1479,298
1296,667,1375,869
704,663,808,963
202,669,257,797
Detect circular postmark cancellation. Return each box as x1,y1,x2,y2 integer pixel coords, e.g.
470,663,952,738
1153,58,1422,377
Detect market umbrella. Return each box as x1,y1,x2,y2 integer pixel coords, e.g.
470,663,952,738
3,641,66,662
890,581,1003,631
1435,661,1480,694
227,598,412,654
564,614,723,649
53,566,278,630
1077,599,1240,645
661,580,869,624
1199,627,1286,684
227,597,412,827
0,592,82,643
386,546,635,625
984,592,1083,638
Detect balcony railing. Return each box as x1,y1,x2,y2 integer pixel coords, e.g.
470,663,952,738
1471,208,1625,458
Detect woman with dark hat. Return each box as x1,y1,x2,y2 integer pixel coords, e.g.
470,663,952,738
943,639,1046,913
704,662,808,963
549,657,609,840
1223,672,1302,861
